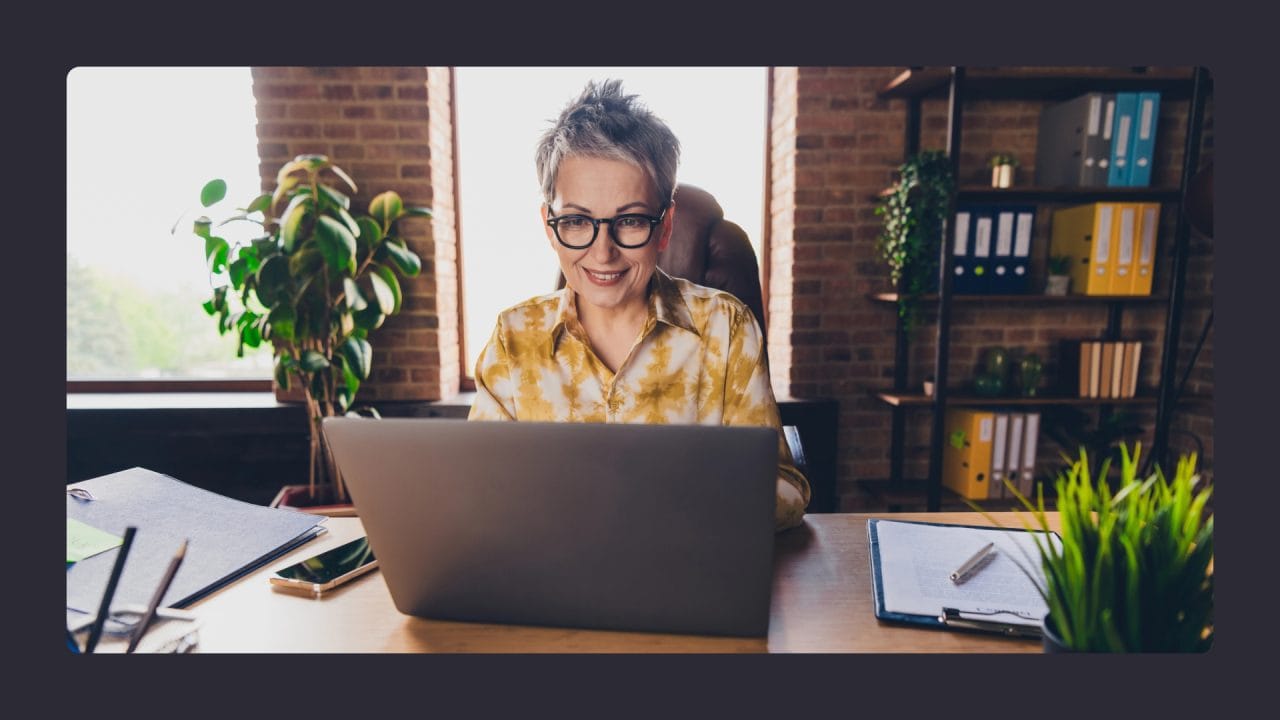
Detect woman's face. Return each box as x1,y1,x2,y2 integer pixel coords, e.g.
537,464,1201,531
543,155,673,318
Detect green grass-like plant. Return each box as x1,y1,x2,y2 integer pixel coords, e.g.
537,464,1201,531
971,443,1213,652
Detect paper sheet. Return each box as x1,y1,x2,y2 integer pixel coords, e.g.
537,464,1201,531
67,518,122,563
875,520,1056,625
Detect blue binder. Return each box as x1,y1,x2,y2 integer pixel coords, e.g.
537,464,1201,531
950,207,975,294
990,208,1017,294
1010,205,1036,294
1107,92,1138,186
954,205,993,294
1127,91,1161,187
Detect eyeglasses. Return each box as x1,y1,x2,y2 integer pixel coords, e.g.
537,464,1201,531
546,206,667,250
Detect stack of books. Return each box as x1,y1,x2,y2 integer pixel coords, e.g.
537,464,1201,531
941,408,1041,500
1050,202,1160,295
1035,91,1162,188
1059,339,1143,399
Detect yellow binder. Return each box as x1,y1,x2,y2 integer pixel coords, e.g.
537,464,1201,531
1127,202,1160,295
1050,203,1118,295
1112,203,1138,294
942,408,994,499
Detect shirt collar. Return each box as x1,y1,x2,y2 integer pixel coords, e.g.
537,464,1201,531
550,268,699,357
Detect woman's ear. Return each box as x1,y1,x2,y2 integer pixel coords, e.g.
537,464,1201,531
656,202,676,253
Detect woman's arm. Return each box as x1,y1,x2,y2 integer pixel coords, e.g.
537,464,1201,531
468,320,517,422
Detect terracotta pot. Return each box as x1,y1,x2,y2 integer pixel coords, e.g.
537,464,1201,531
270,484,357,517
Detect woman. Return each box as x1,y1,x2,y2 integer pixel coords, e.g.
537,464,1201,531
469,79,809,531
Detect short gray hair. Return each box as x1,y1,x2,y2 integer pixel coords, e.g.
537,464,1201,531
535,79,681,208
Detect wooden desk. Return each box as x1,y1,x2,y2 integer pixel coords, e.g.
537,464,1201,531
192,512,1051,653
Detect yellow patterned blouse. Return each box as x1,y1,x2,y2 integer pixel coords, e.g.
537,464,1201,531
469,269,810,530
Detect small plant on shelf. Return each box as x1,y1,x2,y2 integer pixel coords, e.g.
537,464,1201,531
875,150,955,334
988,152,1018,188
1045,255,1071,295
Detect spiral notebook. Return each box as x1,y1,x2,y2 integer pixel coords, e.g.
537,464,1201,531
868,518,1059,638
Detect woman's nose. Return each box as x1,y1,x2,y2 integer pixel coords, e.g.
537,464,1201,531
587,226,620,262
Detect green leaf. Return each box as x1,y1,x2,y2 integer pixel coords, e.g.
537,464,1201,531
200,179,227,208
315,215,357,275
379,240,422,277
353,305,385,331
369,191,404,227
193,217,212,239
404,206,433,218
277,154,329,186
242,323,262,348
339,336,373,380
205,236,230,274
343,277,367,311
317,183,351,211
274,356,291,390
371,265,401,314
327,163,358,194
288,248,324,279
300,350,330,372
270,173,301,213
202,299,216,316
280,194,314,253
255,255,293,308
267,305,296,343
228,256,249,288
252,236,280,259
245,193,272,215
335,205,362,239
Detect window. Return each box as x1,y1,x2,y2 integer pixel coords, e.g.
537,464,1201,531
453,67,769,377
67,67,270,383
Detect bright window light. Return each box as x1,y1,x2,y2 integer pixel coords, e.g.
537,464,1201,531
454,67,769,377
67,67,271,380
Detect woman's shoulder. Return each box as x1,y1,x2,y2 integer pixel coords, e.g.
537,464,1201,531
493,290,566,332
668,275,753,327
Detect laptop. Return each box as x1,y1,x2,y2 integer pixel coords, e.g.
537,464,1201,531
322,417,778,637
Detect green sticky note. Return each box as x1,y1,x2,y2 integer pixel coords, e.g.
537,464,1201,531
67,518,122,563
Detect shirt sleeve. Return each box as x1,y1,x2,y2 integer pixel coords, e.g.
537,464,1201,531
720,304,811,532
468,318,517,422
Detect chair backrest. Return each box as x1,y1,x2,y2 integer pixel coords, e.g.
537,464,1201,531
555,183,767,338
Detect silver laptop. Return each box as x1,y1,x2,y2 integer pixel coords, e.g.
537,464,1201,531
322,417,778,637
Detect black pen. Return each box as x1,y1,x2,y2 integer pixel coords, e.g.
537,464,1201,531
85,526,136,654
950,542,997,584
126,538,188,654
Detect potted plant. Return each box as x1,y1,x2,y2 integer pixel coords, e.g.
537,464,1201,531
977,443,1213,652
180,155,429,513
988,152,1018,188
875,150,955,334
1045,254,1071,295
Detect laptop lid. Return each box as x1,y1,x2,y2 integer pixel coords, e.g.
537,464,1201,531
323,417,778,637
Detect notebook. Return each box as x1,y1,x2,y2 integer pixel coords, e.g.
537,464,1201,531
322,417,779,637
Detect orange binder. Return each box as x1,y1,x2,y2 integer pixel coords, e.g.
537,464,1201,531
1050,203,1118,295
1112,204,1138,294
942,408,995,500
1128,203,1160,295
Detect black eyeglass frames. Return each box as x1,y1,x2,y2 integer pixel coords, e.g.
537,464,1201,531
546,206,668,250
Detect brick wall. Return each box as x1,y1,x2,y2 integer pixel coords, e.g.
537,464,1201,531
770,67,1215,510
250,67,460,402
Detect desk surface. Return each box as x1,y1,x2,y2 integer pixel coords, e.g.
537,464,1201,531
192,512,1051,653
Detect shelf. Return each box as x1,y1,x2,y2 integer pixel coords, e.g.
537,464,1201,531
871,389,1161,407
874,186,1181,203
868,292,1168,304
857,479,1037,512
878,67,1199,101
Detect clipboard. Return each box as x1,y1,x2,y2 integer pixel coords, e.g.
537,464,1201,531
868,518,1056,638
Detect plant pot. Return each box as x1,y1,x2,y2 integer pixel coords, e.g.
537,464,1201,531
991,164,1014,188
270,484,358,517
1041,614,1074,653
1045,274,1071,296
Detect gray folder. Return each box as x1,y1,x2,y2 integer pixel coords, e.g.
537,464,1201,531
1035,92,1114,188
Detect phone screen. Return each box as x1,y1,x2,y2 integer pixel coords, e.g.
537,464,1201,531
274,536,375,584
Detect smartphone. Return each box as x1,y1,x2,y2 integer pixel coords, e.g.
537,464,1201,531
269,536,378,595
